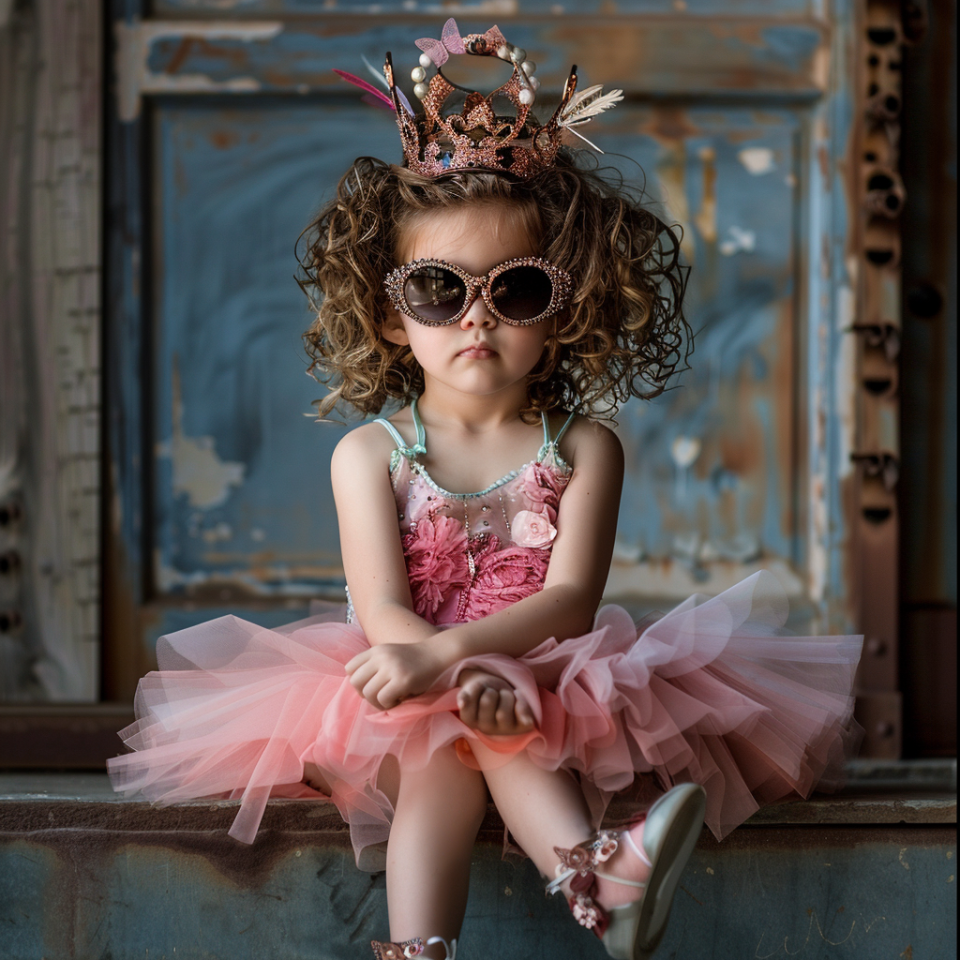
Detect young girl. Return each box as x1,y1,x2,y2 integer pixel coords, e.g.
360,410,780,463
109,22,862,960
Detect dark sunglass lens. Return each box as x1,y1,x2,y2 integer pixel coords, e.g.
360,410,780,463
490,266,553,322
403,267,466,323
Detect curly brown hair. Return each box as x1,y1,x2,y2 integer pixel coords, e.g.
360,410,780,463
299,151,690,421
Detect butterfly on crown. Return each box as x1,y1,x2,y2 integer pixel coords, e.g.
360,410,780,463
334,18,624,180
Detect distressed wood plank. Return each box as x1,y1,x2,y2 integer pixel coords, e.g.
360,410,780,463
0,0,102,702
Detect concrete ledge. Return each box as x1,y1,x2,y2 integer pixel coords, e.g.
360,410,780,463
0,760,955,837
0,765,956,960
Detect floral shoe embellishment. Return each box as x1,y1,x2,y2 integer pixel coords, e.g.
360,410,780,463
551,830,622,939
511,509,557,547
371,939,424,959
570,890,606,933
554,830,620,876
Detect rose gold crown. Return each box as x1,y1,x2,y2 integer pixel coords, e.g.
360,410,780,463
380,19,622,180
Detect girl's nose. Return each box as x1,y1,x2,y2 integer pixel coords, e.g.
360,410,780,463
460,290,497,329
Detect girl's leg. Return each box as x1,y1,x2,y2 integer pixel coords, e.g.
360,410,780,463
474,746,651,908
386,745,488,959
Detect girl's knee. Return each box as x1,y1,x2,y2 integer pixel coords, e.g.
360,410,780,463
397,749,488,822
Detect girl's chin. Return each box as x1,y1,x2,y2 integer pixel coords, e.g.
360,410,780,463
420,373,534,399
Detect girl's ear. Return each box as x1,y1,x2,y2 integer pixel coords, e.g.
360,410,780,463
381,308,410,346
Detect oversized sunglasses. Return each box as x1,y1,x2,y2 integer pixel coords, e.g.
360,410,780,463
384,257,573,327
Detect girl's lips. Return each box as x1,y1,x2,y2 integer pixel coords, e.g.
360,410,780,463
457,345,497,358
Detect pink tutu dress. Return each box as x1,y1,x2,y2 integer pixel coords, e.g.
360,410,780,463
108,401,863,869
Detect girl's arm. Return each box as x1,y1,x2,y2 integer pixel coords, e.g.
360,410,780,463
346,419,624,708
331,423,439,648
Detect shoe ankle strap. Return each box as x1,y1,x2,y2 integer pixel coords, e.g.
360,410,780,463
545,829,622,897
371,937,457,959
545,826,652,898
427,938,457,959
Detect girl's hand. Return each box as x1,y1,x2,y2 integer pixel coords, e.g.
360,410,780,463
345,641,449,710
457,669,536,736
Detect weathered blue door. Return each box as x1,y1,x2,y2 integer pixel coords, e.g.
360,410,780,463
107,2,871,716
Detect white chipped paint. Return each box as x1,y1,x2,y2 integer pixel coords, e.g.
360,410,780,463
699,534,761,564
201,522,234,543
115,19,282,121
155,553,343,594
170,430,245,511
155,551,213,593
670,435,701,468
612,539,645,564
719,226,756,256
161,364,246,510
738,147,775,175
670,436,701,503
250,527,266,542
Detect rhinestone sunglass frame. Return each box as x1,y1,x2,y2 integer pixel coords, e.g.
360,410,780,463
384,256,574,327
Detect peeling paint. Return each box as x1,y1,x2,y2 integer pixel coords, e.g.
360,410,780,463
115,19,282,121
719,225,757,256
159,363,245,511
670,436,702,469
738,147,775,175
201,522,234,543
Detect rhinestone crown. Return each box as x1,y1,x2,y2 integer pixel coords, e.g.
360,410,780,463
384,21,580,180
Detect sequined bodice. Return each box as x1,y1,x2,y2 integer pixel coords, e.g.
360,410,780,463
371,400,573,625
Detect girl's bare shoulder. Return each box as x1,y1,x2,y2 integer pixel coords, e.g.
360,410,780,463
555,414,623,470
331,417,407,475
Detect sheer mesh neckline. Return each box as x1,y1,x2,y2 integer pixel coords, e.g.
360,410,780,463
377,398,574,499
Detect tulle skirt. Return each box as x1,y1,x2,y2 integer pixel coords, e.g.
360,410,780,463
108,571,863,869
